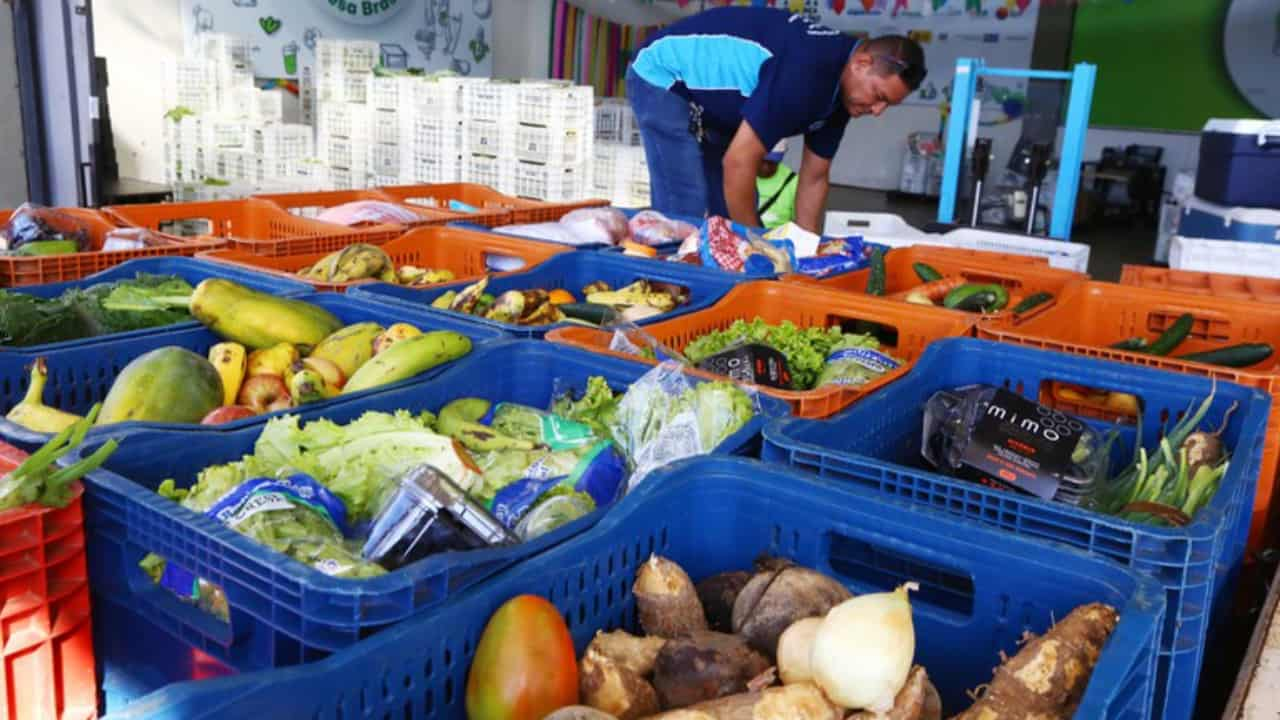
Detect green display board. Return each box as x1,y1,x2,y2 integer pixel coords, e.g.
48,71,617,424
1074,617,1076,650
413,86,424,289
1070,0,1263,131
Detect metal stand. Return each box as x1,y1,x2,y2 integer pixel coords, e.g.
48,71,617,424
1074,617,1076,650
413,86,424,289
937,59,1097,241
1024,142,1050,234
969,137,992,227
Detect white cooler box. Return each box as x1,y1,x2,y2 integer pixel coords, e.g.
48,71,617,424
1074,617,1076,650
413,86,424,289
1170,235,1280,280
1180,196,1280,245
1196,119,1280,209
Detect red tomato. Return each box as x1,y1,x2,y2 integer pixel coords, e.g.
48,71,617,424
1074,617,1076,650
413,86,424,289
465,595,579,720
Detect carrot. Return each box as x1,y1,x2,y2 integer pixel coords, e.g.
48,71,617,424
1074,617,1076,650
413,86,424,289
888,277,967,304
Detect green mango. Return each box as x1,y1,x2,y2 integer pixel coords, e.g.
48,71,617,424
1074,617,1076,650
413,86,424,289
99,347,224,425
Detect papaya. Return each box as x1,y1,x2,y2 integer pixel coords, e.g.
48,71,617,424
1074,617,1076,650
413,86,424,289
190,278,343,351
98,347,224,425
466,594,579,720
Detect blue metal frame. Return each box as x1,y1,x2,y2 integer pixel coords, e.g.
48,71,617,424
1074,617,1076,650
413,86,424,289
937,59,1097,241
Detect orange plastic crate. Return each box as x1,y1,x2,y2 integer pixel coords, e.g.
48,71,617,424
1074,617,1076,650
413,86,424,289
252,189,457,229
0,443,96,720
785,245,1083,320
1120,264,1280,305
104,198,402,257
377,182,609,226
980,280,1280,556
0,207,221,287
545,280,975,418
198,225,571,292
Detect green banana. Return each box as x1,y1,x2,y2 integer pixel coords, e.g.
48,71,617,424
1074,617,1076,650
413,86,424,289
342,331,472,394
432,291,457,309
190,279,343,351
308,322,384,378
437,398,536,451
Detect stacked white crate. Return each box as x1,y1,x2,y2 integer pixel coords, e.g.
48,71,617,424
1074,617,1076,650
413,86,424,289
462,79,520,193
318,101,370,189
366,75,419,184
513,82,593,202
410,75,467,184
595,98,642,147
592,143,650,207
315,39,378,104
161,115,206,184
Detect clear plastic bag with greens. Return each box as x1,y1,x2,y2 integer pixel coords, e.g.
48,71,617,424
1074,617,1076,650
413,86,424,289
1,203,91,254
605,318,689,365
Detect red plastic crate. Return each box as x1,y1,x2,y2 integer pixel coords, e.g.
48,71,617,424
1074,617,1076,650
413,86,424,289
0,443,95,720
104,199,402,257
377,182,608,225
0,207,221,288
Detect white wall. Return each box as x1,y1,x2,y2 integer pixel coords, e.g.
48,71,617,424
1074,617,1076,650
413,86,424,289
93,1,183,183
492,0,552,80
0,6,28,206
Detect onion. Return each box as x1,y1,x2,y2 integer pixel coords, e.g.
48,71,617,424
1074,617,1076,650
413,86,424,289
809,583,916,712
776,617,822,685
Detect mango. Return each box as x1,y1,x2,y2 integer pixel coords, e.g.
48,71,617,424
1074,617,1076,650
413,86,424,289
190,278,342,350
465,594,578,720
99,347,224,425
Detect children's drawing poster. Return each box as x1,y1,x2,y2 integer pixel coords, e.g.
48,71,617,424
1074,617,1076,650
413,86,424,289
813,0,1040,115
182,0,494,78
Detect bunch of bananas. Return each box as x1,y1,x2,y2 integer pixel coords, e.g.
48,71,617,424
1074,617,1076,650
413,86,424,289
432,277,567,326
296,244,456,286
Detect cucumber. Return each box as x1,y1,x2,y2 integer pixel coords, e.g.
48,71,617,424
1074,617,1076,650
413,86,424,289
1012,291,1053,314
557,302,618,326
943,283,1007,312
867,248,887,296
1178,343,1275,368
912,262,943,283
1146,313,1194,356
1111,337,1149,351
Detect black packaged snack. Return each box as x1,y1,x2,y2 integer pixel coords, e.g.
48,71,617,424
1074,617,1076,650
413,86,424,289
361,464,516,570
695,343,792,389
921,385,1106,505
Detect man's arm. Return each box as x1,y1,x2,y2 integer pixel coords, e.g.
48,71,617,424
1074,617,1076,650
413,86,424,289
723,121,768,227
794,144,832,234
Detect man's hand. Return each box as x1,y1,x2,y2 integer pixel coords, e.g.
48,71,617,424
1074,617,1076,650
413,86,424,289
723,121,768,227
795,145,832,234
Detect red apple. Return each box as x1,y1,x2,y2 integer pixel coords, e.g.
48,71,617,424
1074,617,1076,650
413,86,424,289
201,405,257,425
237,375,292,414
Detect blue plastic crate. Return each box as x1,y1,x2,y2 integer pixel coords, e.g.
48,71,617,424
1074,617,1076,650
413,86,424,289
761,337,1270,720
77,340,788,683
0,257,313,354
0,292,505,449
100,457,1165,720
347,251,740,338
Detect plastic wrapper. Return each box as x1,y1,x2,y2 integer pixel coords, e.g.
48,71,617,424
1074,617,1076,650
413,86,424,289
315,200,424,226
1,203,90,254
606,320,688,364
922,384,1107,505
361,464,516,571
497,222,604,247
628,210,698,247
814,335,902,388
696,216,793,275
102,227,172,252
560,206,631,246
606,361,765,487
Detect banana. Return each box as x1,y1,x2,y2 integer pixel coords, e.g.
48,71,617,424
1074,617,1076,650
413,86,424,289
342,331,472,394
373,322,423,355
190,279,343,350
208,342,248,405
6,359,83,433
289,368,332,405
309,322,384,378
432,290,457,309
246,343,300,378
436,398,536,451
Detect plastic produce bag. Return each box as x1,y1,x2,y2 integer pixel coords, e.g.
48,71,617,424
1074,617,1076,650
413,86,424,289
560,206,631,246
497,222,604,247
921,384,1108,505
102,227,172,252
628,210,698,247
696,216,794,276
315,200,424,226
1,203,91,254
607,361,765,486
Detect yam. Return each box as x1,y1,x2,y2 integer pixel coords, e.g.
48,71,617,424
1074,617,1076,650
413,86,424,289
731,565,851,657
776,617,821,686
589,630,668,676
546,707,622,720
696,571,751,632
635,555,709,638
581,645,662,720
847,666,941,720
652,631,770,710
640,682,842,720
952,602,1119,720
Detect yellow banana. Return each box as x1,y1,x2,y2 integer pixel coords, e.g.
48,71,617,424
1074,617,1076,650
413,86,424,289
246,343,300,378
309,322,384,378
373,322,423,355
289,367,333,405
343,331,472,394
208,342,247,405
6,358,83,433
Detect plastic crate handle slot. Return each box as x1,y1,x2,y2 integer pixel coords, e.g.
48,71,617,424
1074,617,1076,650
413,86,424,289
1038,380,1143,425
819,528,977,621
125,561,239,648
484,252,531,273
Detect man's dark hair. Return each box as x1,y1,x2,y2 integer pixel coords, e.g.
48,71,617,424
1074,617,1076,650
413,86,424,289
860,35,927,91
